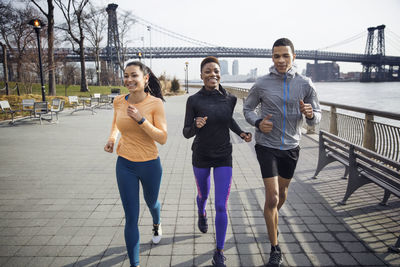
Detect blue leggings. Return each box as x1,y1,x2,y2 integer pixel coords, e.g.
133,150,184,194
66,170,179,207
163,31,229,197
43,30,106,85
193,166,232,250
116,156,162,267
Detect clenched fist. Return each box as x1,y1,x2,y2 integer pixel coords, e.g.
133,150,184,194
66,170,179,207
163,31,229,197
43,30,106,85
259,114,273,133
300,100,313,119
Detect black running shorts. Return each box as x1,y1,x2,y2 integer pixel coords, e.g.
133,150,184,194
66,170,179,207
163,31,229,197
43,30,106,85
255,144,300,179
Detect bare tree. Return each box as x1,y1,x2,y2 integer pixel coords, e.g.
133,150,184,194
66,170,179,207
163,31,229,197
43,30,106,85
55,0,90,92
116,11,136,77
83,3,106,86
0,2,40,89
30,0,57,96
62,62,78,96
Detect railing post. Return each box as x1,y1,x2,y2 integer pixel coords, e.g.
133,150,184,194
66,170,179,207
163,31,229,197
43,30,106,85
329,106,338,135
363,112,376,151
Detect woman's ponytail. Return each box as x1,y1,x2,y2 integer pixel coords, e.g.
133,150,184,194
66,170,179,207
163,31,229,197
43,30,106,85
145,67,165,102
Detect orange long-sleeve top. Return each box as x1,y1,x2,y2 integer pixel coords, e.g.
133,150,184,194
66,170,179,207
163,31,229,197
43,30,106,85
108,94,167,162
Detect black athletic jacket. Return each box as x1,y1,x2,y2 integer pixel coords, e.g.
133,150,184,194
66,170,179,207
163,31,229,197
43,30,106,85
183,85,244,168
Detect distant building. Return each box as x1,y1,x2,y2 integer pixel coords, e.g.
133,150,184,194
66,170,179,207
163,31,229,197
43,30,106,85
220,60,229,75
249,68,258,80
232,60,239,75
342,71,361,80
306,62,340,81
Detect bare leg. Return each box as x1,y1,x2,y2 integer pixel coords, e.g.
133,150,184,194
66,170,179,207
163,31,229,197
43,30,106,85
263,177,279,246
277,176,292,211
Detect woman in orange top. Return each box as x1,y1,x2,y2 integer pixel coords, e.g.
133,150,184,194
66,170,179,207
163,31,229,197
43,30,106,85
104,61,167,267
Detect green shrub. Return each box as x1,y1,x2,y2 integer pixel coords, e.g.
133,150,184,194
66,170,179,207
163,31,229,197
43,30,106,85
170,77,180,92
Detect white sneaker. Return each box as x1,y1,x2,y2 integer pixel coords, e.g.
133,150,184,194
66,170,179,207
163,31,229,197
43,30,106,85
152,224,162,244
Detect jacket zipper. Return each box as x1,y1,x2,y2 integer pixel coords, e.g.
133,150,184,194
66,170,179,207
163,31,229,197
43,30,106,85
280,75,289,149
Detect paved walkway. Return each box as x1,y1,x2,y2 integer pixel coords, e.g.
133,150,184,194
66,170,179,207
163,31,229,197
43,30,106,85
0,89,399,267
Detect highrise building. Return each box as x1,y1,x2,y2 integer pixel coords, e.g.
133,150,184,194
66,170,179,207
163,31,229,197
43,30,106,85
249,68,258,80
220,60,229,75
232,60,239,75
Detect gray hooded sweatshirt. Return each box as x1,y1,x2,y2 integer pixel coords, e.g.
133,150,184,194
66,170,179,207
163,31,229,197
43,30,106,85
243,65,321,150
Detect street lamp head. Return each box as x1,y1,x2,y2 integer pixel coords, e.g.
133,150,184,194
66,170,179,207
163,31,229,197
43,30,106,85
28,19,45,29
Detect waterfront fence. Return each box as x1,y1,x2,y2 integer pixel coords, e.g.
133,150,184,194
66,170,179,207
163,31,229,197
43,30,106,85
223,86,400,162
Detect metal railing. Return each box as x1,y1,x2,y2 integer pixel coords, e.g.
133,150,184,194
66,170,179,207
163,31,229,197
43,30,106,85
224,86,400,162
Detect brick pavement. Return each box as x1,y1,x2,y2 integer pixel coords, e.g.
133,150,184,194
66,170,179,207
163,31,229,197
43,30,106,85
0,89,399,266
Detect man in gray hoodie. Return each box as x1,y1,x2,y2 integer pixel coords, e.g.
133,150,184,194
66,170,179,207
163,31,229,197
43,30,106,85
243,38,321,267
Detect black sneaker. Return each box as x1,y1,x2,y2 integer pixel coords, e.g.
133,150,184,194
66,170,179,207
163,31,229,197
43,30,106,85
212,249,226,267
266,246,282,267
198,213,208,233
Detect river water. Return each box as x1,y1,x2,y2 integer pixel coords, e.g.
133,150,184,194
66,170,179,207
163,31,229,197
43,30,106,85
224,82,400,114
223,81,400,126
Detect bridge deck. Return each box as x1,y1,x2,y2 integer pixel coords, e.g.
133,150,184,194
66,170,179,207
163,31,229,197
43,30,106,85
0,89,399,266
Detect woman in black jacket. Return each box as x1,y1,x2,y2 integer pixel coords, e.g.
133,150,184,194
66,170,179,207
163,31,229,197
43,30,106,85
183,56,251,267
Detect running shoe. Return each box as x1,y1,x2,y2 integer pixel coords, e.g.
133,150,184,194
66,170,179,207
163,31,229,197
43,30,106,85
266,246,282,267
152,224,162,244
198,213,208,233
212,249,226,267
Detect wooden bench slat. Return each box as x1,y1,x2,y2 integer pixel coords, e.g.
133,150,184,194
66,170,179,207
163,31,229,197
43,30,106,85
359,170,400,198
355,152,400,178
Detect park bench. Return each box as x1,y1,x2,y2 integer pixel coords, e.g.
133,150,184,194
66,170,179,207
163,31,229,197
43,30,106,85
313,130,350,180
341,141,400,205
33,101,50,124
99,94,112,109
314,130,400,252
68,96,80,111
314,130,400,205
22,99,35,118
50,99,65,121
68,96,95,115
0,100,20,124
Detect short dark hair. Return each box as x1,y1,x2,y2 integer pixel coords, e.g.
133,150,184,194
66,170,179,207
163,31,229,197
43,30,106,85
200,56,220,71
273,38,294,54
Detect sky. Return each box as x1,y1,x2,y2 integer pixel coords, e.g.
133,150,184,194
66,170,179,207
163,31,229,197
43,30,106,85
30,0,400,80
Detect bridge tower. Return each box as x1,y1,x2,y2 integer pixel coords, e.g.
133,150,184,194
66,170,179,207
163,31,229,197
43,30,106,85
361,25,386,82
106,3,121,83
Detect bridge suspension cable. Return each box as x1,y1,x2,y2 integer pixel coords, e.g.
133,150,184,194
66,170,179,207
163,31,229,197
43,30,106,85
317,31,365,51
386,29,400,54
123,11,218,47
388,29,400,42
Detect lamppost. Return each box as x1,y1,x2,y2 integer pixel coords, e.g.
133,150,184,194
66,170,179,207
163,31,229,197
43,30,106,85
147,26,152,69
141,36,145,62
28,19,46,101
185,62,189,94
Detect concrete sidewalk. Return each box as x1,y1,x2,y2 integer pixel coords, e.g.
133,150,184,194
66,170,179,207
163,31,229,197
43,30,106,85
0,89,399,267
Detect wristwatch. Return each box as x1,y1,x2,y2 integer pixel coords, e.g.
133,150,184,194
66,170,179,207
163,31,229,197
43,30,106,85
137,117,145,125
